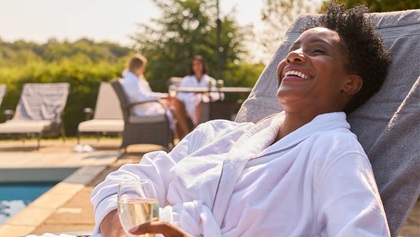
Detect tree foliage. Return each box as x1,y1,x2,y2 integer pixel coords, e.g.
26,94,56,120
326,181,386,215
260,0,322,60
131,0,254,91
324,0,420,12
259,0,417,60
0,38,131,66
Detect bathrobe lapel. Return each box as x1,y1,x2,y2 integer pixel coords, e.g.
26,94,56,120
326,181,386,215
211,113,284,225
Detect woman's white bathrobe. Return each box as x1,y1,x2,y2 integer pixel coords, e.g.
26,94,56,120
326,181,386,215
176,75,221,125
121,71,168,117
91,112,390,237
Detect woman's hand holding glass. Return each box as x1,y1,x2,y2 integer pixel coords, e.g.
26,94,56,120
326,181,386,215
118,180,159,237
129,221,192,237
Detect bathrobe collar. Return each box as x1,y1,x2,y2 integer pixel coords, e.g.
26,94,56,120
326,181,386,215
122,70,136,79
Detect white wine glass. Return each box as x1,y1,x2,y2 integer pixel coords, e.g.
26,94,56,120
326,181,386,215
168,85,177,98
216,79,224,89
168,85,177,110
118,180,159,237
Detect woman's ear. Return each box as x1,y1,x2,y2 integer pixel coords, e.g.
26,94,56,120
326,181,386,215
343,74,363,95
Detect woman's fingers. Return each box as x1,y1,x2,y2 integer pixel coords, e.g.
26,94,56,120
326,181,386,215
129,221,192,237
129,222,155,234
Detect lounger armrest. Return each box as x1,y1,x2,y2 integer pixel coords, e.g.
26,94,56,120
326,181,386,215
4,109,14,121
83,107,94,121
53,111,65,124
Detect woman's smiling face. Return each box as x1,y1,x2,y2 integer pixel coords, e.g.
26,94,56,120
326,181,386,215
192,59,204,76
276,27,356,115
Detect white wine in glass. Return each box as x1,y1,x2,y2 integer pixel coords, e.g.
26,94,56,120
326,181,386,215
118,180,159,237
168,85,177,98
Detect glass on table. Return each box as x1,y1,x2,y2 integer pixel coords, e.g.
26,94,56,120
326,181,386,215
207,80,213,90
216,79,224,89
168,85,178,110
118,180,159,237
168,85,177,98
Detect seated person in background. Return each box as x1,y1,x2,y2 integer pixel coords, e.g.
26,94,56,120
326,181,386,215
176,55,222,127
93,3,391,237
122,54,191,139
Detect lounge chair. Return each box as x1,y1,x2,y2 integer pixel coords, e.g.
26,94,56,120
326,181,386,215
0,83,70,149
236,9,420,237
0,84,5,107
110,79,173,152
0,85,14,122
77,82,124,143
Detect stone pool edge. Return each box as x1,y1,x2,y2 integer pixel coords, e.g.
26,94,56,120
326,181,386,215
0,165,107,236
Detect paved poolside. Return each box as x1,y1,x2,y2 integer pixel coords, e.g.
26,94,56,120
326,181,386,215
0,138,418,236
0,138,160,236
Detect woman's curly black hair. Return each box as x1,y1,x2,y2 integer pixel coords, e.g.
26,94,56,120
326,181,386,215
305,2,390,114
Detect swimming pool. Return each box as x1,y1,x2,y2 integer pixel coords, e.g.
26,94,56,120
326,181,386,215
0,182,56,224
0,167,77,224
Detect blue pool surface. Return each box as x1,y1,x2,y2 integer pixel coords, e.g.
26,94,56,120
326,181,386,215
0,182,57,224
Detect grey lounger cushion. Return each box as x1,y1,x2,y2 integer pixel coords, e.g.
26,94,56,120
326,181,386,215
0,83,70,134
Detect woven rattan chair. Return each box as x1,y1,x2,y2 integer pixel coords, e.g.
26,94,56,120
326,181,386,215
0,83,70,149
110,79,173,152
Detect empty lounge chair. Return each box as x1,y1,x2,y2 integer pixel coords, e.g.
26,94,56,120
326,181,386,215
0,83,70,149
77,82,124,144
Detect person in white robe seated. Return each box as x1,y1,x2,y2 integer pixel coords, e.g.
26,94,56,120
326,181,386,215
92,3,391,237
176,55,222,128
121,54,191,139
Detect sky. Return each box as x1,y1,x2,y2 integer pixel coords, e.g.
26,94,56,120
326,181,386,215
0,0,264,46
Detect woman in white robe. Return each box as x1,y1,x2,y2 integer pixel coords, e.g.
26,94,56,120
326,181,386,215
176,56,221,126
92,3,391,237
122,70,168,117
121,54,191,137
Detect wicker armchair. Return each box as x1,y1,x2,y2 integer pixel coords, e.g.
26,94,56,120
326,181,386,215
199,100,242,123
110,79,173,152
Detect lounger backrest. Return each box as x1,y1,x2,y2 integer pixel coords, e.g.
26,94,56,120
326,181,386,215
110,79,131,121
13,83,70,121
93,82,123,120
236,10,420,237
0,84,5,106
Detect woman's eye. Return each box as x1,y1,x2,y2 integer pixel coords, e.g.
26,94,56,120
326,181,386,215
312,48,325,54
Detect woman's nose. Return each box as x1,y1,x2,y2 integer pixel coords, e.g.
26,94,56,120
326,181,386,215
286,49,305,63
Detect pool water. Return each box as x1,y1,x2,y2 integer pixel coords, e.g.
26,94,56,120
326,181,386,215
0,182,56,224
